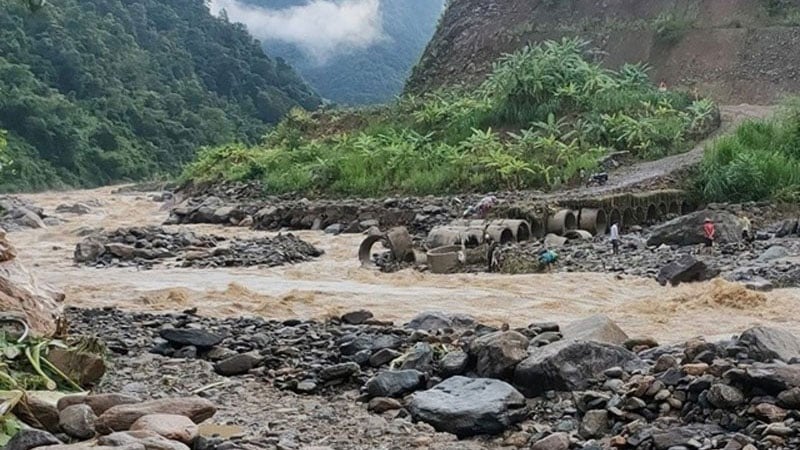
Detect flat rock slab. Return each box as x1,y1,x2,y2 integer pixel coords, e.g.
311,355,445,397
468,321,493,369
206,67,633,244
159,328,222,348
408,376,527,437
130,414,199,444
97,397,215,433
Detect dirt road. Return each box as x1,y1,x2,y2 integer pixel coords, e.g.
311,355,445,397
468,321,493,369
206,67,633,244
10,179,800,344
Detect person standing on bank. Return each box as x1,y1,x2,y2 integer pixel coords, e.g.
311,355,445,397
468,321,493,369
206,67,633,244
703,218,716,249
609,222,620,255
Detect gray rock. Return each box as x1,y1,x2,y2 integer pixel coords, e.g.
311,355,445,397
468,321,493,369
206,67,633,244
439,350,469,378
74,237,106,263
12,207,45,229
98,430,191,450
778,387,800,408
324,224,344,235
159,328,222,348
319,362,361,381
340,310,374,325
56,203,92,215
469,331,529,379
406,311,475,331
4,429,62,450
738,326,800,362
758,245,791,263
650,425,723,450
367,397,402,414
741,363,800,393
105,243,136,259
544,233,568,248
399,342,434,373
775,219,798,238
657,255,718,287
647,210,741,247
369,348,401,367
514,340,644,397
59,403,97,439
561,315,628,345
706,384,744,409
365,370,426,398
370,334,404,352
213,352,262,376
530,432,570,450
408,376,527,437
578,409,608,439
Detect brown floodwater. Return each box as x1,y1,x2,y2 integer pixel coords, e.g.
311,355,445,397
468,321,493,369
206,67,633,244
10,186,800,343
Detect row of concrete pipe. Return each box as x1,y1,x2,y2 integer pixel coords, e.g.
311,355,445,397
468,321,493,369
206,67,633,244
546,200,688,237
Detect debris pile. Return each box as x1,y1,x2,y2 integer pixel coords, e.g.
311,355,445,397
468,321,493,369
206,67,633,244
73,226,323,269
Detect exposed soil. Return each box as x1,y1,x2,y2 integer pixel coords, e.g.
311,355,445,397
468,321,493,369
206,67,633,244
407,0,800,104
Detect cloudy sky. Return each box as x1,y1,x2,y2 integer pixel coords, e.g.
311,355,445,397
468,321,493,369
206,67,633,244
207,0,385,62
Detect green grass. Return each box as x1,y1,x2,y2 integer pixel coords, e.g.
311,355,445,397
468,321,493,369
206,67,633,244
699,99,800,203
182,38,717,197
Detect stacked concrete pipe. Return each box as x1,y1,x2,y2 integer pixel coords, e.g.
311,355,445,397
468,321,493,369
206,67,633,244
546,209,577,236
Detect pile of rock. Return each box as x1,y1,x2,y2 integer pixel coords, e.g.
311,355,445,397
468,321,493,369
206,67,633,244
166,194,458,236
73,226,323,269
63,307,800,449
0,196,51,230
6,393,218,450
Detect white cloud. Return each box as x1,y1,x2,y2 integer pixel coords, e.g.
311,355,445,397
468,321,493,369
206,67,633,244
208,0,385,63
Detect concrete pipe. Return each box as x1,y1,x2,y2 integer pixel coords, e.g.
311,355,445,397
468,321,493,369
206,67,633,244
646,204,658,224
564,229,593,240
609,208,622,231
658,202,668,218
386,226,414,263
490,219,532,242
546,210,577,236
427,245,463,274
623,208,635,229
426,226,484,249
578,208,608,236
358,234,385,267
485,225,515,245
668,202,680,216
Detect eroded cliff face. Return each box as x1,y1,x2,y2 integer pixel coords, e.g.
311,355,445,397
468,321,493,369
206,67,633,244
407,0,800,103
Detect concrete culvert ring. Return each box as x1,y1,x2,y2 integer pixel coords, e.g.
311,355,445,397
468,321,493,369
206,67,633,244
531,217,546,239
668,202,680,216
658,202,668,218
486,225,514,244
517,221,531,241
681,200,691,215
623,208,634,229
427,245,463,274
489,219,531,242
579,208,608,236
547,210,577,236
609,208,622,231
646,204,658,224
635,207,645,224
358,234,385,267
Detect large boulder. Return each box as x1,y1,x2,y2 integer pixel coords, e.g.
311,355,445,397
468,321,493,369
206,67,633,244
11,207,46,229
405,311,475,331
738,326,800,362
514,340,644,397
0,256,64,336
561,315,628,345
468,331,529,379
408,376,527,437
74,237,105,263
646,210,741,247
656,255,718,286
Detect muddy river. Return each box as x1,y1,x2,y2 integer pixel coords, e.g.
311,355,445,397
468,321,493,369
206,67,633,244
10,186,800,343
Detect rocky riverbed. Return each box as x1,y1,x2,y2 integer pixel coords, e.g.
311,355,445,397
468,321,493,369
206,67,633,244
36,306,800,450
73,226,323,269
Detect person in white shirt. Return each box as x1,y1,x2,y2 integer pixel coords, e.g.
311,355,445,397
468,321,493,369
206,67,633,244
609,222,620,255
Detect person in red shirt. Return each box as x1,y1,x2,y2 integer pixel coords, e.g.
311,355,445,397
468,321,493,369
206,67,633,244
703,218,716,248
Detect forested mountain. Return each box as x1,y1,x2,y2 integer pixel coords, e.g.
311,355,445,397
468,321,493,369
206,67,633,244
233,0,445,105
0,0,320,191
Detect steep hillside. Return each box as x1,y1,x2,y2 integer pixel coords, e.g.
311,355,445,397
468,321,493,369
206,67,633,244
229,0,445,104
0,0,320,191
407,0,800,104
